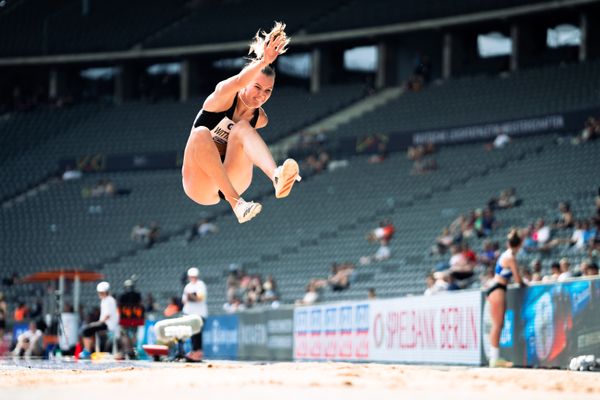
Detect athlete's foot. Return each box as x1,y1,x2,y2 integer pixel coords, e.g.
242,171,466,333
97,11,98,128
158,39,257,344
274,158,301,199
489,358,513,368
233,198,262,223
185,350,203,362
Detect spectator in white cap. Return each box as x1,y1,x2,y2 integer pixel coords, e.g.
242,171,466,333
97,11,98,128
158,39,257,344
78,281,119,359
181,267,207,362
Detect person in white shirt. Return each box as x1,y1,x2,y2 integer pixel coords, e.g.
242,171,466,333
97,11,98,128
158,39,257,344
182,267,207,361
424,272,449,296
198,219,218,237
79,281,119,359
13,321,43,358
557,258,573,282
493,133,510,149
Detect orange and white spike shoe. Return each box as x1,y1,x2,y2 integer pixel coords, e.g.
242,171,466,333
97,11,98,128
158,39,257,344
274,158,301,199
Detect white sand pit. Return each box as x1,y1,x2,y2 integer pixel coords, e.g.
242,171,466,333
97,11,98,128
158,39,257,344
1,361,599,400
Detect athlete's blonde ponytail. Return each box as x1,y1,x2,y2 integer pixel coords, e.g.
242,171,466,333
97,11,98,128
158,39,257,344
248,21,290,61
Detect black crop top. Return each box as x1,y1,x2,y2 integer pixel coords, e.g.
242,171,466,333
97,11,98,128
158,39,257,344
193,93,259,129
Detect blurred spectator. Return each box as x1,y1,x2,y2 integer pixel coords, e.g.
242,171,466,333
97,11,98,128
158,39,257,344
367,288,377,300
327,263,354,291
198,219,218,237
530,259,543,282
489,188,519,210
261,276,280,307
521,267,533,284
448,245,475,289
29,299,43,319
225,270,243,304
479,240,500,268
13,302,28,322
131,224,150,243
368,142,389,164
408,143,437,175
432,227,454,255
245,275,263,308
411,157,438,175
147,222,160,248
362,220,394,264
187,218,218,242
566,220,591,253
62,165,82,181
475,208,497,237
12,321,43,359
557,258,573,282
83,179,117,198
181,267,207,362
462,243,478,269
2,272,19,287
554,202,574,229
573,116,600,144
424,272,449,295
543,262,561,282
305,150,330,175
163,297,181,317
406,55,431,92
79,282,119,359
0,292,7,338
590,218,600,256
118,279,143,359
131,222,159,248
414,55,432,83
144,293,158,313
296,282,319,306
493,133,510,149
462,210,477,238
585,262,599,276
528,218,561,252
223,296,246,313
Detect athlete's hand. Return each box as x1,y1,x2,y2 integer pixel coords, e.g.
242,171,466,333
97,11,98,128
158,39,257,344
262,34,287,65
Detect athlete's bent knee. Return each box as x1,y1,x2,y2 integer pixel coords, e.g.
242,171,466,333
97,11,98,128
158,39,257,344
189,126,213,144
230,120,252,137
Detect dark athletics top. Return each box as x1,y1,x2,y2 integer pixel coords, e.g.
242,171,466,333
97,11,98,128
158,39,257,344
193,93,260,155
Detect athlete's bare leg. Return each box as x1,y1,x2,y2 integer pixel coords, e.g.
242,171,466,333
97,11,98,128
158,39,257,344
488,290,505,348
224,119,277,187
182,127,241,209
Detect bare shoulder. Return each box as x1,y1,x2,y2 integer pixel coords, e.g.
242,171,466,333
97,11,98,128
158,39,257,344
256,107,269,129
202,85,237,112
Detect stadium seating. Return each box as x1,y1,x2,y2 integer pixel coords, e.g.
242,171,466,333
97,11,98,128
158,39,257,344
142,0,346,49
0,84,364,200
0,0,188,56
0,0,72,56
2,57,599,312
327,59,600,138
303,0,553,33
30,132,597,313
0,0,556,56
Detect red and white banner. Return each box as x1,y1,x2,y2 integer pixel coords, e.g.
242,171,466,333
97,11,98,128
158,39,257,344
293,291,481,364
369,291,481,364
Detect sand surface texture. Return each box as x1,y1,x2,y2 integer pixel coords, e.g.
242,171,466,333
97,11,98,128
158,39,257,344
1,361,599,400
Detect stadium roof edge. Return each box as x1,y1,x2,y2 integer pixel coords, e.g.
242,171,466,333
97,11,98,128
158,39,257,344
0,0,596,66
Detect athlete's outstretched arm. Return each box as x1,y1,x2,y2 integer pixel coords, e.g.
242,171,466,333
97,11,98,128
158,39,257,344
204,33,287,110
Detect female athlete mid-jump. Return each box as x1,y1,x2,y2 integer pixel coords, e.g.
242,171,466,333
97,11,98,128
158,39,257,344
182,22,300,223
